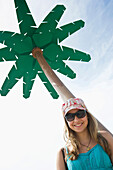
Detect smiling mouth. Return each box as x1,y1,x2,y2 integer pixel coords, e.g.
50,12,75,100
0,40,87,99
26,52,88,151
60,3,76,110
74,123,83,127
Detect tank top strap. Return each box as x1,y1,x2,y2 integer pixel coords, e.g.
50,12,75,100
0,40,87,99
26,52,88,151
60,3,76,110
65,146,69,154
65,146,72,160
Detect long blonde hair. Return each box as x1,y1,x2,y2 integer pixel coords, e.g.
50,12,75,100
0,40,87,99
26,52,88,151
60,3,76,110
63,110,111,161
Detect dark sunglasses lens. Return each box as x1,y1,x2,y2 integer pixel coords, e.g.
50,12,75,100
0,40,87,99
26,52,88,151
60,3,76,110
65,110,86,121
65,114,75,122
76,110,86,118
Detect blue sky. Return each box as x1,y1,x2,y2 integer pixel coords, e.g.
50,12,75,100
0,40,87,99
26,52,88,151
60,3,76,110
0,0,113,169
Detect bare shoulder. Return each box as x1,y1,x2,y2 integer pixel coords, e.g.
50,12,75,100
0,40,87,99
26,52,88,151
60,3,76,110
57,148,66,157
57,148,64,158
56,148,66,170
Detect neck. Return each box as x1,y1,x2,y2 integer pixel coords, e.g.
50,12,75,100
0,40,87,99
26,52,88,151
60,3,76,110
76,129,91,145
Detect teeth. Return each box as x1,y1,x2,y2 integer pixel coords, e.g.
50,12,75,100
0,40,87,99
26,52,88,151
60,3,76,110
75,123,82,127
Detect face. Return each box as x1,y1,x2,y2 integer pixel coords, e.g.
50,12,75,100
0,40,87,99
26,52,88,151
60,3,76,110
65,109,88,134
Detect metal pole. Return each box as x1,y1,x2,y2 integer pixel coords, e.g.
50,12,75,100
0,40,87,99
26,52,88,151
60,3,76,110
32,47,112,136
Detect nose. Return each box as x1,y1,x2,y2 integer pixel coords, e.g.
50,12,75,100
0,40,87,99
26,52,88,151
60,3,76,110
73,115,79,121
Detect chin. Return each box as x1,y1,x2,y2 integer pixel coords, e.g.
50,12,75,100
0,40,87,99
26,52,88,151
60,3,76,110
72,124,88,133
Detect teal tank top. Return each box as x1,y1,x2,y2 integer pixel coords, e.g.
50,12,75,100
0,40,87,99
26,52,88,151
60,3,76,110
66,144,113,170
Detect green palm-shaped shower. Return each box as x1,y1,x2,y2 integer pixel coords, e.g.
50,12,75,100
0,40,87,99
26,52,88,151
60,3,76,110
0,0,91,99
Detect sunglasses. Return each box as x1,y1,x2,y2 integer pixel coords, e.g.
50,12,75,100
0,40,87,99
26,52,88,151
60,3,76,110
65,110,87,122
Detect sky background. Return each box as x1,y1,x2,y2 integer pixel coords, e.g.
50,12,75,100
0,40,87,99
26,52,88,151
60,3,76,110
0,0,113,169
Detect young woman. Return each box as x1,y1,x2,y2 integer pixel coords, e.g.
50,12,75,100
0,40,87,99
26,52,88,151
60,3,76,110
56,98,113,170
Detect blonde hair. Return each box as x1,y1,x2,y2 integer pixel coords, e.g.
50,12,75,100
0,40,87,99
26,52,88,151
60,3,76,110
63,110,111,161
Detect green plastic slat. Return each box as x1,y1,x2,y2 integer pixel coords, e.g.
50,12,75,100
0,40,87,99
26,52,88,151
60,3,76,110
14,0,36,36
0,55,36,96
5,34,33,54
53,20,85,43
0,47,16,61
43,43,91,62
43,43,60,61
23,68,37,98
38,72,59,99
48,60,76,79
15,55,36,72
0,31,15,43
36,5,66,33
62,46,91,61
32,32,52,48
0,32,33,54
0,65,22,96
